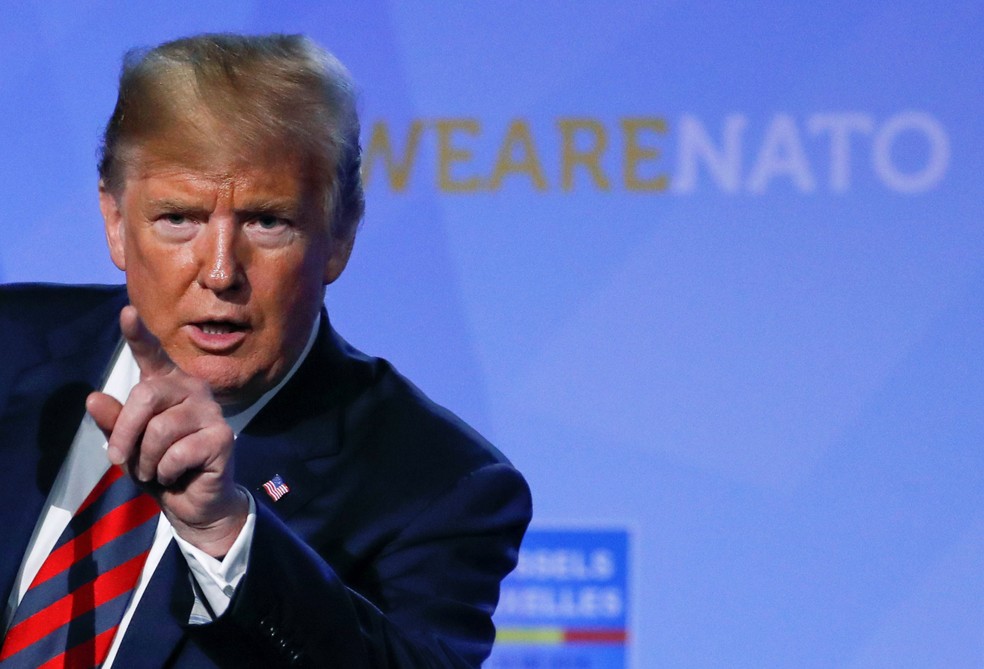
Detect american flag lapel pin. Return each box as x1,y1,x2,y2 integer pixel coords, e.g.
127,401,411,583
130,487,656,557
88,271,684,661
262,474,290,502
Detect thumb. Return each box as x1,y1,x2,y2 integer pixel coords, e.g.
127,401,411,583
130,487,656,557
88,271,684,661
120,305,175,379
86,390,123,440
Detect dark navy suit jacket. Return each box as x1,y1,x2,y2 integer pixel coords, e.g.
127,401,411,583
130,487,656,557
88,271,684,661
0,284,531,668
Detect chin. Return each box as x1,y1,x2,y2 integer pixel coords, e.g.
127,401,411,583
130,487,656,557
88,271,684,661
179,357,257,403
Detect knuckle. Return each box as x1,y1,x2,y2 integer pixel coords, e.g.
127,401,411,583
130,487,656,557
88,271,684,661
216,422,234,441
128,383,163,414
161,440,190,467
143,418,167,446
207,423,235,450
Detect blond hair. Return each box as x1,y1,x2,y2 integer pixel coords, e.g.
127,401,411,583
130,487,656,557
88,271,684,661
98,33,364,240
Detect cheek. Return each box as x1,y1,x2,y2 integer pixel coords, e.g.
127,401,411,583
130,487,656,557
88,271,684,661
126,228,192,278
123,240,197,332
265,249,326,299
255,256,325,333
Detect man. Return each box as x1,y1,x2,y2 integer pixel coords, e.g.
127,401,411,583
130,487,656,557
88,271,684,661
0,34,530,668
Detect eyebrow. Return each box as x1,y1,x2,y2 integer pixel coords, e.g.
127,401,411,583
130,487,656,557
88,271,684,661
237,197,299,217
144,197,201,211
143,196,299,217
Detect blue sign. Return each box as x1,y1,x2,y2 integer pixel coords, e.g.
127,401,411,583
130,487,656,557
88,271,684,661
488,528,630,669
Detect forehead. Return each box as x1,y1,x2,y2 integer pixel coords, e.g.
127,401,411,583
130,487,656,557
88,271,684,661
121,143,319,210
128,158,297,199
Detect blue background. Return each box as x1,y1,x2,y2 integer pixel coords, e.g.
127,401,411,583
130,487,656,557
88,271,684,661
1,2,981,666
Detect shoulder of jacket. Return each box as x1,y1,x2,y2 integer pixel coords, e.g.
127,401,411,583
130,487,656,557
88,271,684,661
0,283,126,327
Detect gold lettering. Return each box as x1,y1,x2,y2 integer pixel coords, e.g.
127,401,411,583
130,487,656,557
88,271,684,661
436,119,483,192
621,117,668,191
559,119,610,191
489,119,548,191
363,120,424,191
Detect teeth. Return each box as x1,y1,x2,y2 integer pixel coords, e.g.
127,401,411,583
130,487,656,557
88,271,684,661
201,323,235,335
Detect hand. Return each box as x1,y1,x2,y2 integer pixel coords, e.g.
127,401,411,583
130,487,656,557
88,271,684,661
86,305,248,558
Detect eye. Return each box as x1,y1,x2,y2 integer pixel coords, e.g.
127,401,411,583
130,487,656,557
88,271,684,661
255,215,285,230
245,214,292,235
152,212,198,241
161,213,191,226
244,214,295,247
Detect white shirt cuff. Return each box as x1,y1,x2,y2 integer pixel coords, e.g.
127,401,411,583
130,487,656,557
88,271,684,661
172,488,256,620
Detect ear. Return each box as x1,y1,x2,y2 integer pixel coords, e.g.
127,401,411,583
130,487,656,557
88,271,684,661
323,232,355,285
99,180,127,271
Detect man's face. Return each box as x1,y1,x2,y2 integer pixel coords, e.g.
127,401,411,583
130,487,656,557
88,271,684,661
101,151,350,406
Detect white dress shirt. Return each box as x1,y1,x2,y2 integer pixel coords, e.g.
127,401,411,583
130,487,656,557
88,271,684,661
3,317,319,667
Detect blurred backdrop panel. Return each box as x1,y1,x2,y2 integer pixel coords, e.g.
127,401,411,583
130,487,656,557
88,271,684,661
1,2,981,667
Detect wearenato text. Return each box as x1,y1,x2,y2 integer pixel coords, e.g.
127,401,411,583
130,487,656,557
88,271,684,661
363,112,949,195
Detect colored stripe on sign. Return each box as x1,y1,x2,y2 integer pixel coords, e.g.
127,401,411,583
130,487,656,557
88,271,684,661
497,627,627,645
565,629,628,644
497,627,564,644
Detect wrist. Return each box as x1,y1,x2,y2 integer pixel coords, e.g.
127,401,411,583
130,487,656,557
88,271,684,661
168,487,250,558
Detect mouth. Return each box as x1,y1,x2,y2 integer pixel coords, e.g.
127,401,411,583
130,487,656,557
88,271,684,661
198,320,247,335
186,320,250,352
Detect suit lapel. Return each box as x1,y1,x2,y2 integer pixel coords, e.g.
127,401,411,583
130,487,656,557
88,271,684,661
109,542,192,668
0,292,124,608
233,316,361,520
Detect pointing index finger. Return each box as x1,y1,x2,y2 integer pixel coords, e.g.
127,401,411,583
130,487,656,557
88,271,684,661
120,305,175,378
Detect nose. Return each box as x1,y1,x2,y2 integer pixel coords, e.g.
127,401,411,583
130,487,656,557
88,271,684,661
197,219,246,293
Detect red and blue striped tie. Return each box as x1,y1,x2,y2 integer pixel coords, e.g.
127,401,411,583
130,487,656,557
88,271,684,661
0,467,159,668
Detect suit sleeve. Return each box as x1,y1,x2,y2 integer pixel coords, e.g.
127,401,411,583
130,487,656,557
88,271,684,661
193,462,531,668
